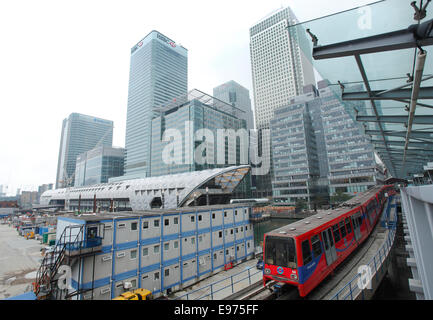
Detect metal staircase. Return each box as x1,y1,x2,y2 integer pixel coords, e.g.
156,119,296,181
33,223,104,300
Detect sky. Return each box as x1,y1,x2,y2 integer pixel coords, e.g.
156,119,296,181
0,0,376,195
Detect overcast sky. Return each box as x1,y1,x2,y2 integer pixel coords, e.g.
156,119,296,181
0,0,376,194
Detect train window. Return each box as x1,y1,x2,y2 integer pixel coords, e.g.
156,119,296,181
345,218,352,234
322,232,329,250
332,224,341,242
264,236,297,269
302,240,313,265
311,235,322,258
340,221,347,238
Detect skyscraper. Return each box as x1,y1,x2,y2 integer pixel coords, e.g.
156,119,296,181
213,80,254,130
250,7,315,130
249,7,315,197
124,30,188,180
55,113,113,188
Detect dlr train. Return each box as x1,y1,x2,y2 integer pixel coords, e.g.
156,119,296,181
262,185,396,297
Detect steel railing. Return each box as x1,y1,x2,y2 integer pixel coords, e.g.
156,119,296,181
174,262,262,300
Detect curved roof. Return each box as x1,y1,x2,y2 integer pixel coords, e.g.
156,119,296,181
40,165,251,210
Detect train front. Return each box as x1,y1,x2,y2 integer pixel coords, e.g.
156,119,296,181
263,234,299,287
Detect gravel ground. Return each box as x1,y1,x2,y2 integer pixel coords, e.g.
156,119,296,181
0,224,45,299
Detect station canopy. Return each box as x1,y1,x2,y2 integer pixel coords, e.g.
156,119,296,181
289,0,433,179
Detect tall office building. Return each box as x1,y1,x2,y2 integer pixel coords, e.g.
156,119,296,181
250,7,315,130
124,30,188,180
318,80,378,195
213,81,254,130
249,7,315,197
55,113,113,189
150,89,247,177
270,82,379,208
75,146,125,187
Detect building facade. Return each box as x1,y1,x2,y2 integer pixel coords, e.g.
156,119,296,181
124,31,188,180
55,113,113,189
213,81,254,130
56,204,255,300
270,81,379,208
74,146,125,187
318,81,378,195
150,89,248,177
249,7,315,197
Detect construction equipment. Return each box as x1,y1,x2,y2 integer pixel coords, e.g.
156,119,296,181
112,289,153,301
26,231,35,239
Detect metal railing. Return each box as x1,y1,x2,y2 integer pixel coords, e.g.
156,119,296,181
174,263,262,300
330,197,397,300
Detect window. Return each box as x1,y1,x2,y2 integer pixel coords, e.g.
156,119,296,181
154,272,159,280
191,237,195,245
311,235,322,258
174,217,178,225
218,231,222,238
198,215,202,221
154,219,159,227
174,241,178,249
235,228,238,234
154,245,160,253
214,253,217,260
165,269,169,277
131,222,137,231
198,235,203,242
164,243,169,251
143,221,149,229
130,279,137,288
230,229,233,235
191,216,195,223
332,224,341,242
130,249,137,259
235,210,238,216
164,219,169,226
212,213,215,219
245,226,248,231
345,218,352,234
340,221,347,238
224,211,227,217
302,239,313,265
226,249,229,255
142,248,148,256
264,236,297,268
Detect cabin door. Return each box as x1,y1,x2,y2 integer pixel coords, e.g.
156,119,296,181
321,228,337,266
351,213,362,241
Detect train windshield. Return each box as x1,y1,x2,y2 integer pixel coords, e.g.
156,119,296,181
264,236,297,269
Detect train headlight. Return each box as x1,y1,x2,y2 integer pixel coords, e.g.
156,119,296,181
290,274,298,280
264,268,271,274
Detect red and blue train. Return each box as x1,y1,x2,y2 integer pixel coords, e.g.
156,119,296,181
262,185,396,297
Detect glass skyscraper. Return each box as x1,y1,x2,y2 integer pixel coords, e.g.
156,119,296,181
74,146,125,187
124,30,188,180
213,80,254,130
55,113,113,189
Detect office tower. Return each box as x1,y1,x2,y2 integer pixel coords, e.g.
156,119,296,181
150,89,248,177
213,81,254,130
270,87,322,208
270,82,379,208
249,7,315,197
124,30,188,180
318,80,378,195
55,113,113,189
74,146,125,187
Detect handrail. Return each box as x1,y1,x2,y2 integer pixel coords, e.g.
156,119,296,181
174,262,262,300
330,196,397,300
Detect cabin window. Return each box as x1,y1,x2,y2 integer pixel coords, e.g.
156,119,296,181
345,218,352,234
264,236,297,268
143,221,149,229
301,239,313,265
131,222,137,231
311,235,322,258
332,224,341,242
340,221,347,238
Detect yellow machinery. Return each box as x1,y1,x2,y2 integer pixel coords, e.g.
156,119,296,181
26,231,35,240
112,289,153,300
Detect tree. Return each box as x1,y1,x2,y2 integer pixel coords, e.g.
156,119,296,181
295,198,307,213
330,190,353,206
